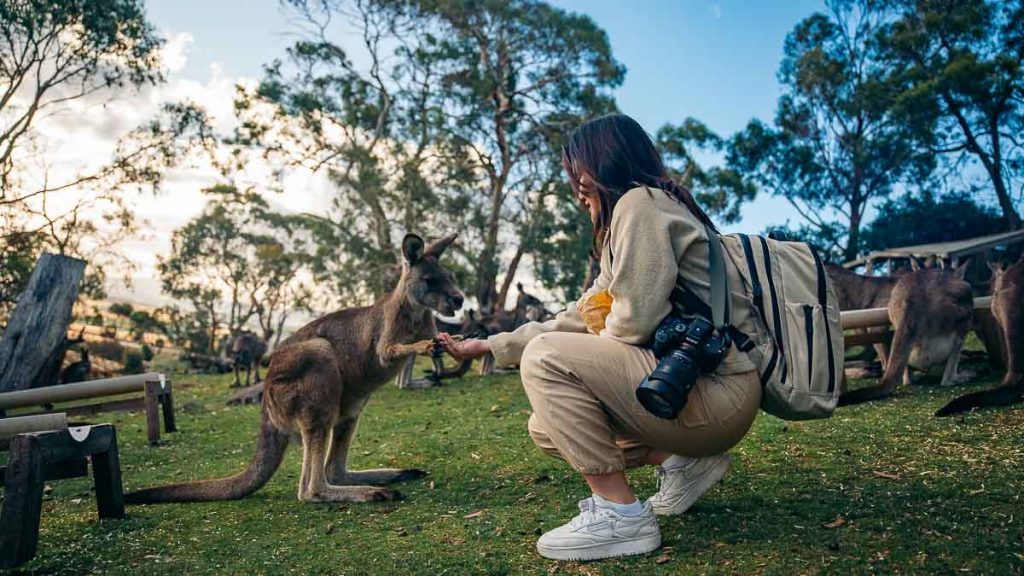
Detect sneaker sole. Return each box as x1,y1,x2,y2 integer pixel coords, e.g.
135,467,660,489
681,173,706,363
652,454,732,516
536,532,662,561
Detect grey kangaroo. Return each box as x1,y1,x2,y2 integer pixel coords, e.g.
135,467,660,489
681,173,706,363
840,262,974,406
937,256,1024,416
126,233,464,503
230,331,268,388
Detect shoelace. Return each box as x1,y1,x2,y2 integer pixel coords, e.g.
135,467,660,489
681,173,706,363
569,498,613,529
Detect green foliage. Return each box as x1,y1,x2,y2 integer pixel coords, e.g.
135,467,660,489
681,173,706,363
12,363,1024,574
862,191,1004,252
881,0,1024,230
140,343,154,362
158,186,312,352
0,0,164,188
729,0,933,260
245,0,622,308
122,350,144,374
656,119,757,225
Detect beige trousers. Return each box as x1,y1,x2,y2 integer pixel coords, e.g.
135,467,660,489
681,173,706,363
520,332,762,476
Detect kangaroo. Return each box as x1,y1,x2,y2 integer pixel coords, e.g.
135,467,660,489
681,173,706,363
230,331,268,388
936,256,1024,416
826,264,898,371
126,233,464,504
839,262,974,405
61,346,91,383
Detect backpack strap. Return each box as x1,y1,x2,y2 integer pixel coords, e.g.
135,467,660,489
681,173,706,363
706,223,729,327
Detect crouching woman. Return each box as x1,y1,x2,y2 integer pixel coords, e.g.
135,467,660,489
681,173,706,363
440,113,762,561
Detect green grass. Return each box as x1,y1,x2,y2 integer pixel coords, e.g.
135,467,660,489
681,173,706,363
3,360,1023,575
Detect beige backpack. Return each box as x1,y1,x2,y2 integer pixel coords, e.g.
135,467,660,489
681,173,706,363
712,232,844,420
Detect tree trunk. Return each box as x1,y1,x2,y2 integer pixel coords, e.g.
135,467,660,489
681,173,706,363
0,253,86,392
495,244,525,311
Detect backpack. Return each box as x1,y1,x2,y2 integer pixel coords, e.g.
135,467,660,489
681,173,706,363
717,232,844,420
685,227,844,421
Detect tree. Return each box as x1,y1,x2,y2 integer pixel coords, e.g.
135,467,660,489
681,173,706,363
158,185,312,353
237,0,465,305
882,0,1024,230
729,0,932,260
401,0,623,312
0,0,163,191
108,302,134,334
861,191,1004,251
656,118,757,225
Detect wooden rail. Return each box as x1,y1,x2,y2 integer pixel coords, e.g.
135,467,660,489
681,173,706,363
839,296,992,330
0,373,174,445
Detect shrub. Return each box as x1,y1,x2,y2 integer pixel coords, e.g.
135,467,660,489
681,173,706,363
140,343,154,361
91,339,125,363
122,350,145,374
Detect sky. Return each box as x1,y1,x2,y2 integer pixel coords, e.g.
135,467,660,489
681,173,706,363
31,0,830,308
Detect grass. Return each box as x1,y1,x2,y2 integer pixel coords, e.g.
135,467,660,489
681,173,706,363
3,358,1023,575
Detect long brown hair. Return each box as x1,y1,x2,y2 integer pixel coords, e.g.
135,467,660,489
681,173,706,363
562,113,716,253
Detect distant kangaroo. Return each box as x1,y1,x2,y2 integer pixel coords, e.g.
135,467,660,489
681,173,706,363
126,233,464,504
840,262,974,405
230,331,268,388
937,256,1024,416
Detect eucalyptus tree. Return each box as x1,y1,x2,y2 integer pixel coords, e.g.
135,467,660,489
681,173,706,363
729,0,932,260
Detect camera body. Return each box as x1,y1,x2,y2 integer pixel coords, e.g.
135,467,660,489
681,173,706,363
635,314,731,419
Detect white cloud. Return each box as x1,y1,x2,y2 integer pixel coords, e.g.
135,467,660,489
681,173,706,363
15,30,333,308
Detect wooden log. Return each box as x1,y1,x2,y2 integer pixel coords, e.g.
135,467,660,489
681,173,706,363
0,373,165,410
91,426,124,519
839,296,992,330
0,254,86,393
0,413,67,440
844,330,893,348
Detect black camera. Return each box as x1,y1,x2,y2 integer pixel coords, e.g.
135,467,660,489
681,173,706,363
635,315,730,420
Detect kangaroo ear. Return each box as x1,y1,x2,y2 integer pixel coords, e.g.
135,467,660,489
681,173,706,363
402,234,425,265
953,258,971,279
425,233,458,257
910,256,923,271
988,260,1003,274
516,282,524,293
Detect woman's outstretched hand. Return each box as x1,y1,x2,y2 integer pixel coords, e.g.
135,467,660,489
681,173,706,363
437,332,491,361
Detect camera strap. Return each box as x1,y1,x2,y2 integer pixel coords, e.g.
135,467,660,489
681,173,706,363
669,224,755,353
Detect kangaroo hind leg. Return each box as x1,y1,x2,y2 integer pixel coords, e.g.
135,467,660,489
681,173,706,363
298,424,403,503
325,411,426,486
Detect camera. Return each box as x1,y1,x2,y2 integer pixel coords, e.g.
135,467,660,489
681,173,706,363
635,315,730,420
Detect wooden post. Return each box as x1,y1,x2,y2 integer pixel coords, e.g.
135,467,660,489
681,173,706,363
160,378,176,433
0,254,86,393
144,380,161,445
0,434,45,568
90,427,124,519
0,425,124,568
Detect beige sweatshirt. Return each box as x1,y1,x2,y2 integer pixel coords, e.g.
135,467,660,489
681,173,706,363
488,185,757,375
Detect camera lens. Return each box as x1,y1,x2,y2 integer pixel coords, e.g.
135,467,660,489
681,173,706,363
636,348,701,419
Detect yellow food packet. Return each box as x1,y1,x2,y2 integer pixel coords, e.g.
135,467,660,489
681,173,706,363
579,289,613,334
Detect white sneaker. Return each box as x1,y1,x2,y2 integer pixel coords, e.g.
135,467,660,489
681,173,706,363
536,497,661,561
648,454,732,516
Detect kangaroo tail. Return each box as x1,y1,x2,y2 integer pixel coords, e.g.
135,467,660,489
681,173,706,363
125,404,289,504
935,381,1024,417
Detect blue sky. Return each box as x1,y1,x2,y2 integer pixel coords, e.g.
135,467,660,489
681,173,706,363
147,0,827,233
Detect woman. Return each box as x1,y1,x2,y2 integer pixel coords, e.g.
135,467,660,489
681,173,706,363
439,113,762,561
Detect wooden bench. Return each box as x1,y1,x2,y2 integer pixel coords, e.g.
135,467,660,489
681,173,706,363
0,373,175,445
0,416,124,568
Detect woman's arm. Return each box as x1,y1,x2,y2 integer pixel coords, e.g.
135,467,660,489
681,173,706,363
601,189,702,345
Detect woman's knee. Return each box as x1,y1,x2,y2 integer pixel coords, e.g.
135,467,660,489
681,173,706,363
520,333,567,384
527,412,565,461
